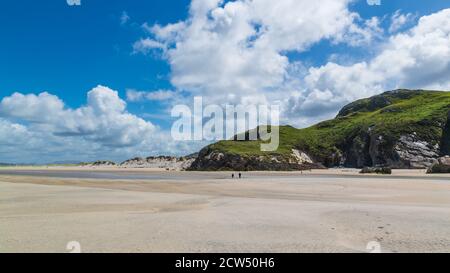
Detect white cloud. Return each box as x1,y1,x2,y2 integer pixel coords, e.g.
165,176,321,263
287,8,450,123
136,0,377,105
1,86,157,148
0,118,97,163
134,1,450,128
389,10,415,33
0,119,32,147
334,16,384,47
0,92,65,123
120,11,130,25
133,38,166,54
0,86,207,163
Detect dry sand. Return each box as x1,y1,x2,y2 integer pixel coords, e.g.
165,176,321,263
0,168,449,253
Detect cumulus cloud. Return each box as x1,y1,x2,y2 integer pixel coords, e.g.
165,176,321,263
133,1,450,128
287,8,450,123
0,92,65,123
0,119,33,147
0,86,207,163
135,0,377,105
1,85,156,148
0,117,100,163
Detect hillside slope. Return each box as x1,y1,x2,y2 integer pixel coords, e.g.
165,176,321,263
189,90,450,171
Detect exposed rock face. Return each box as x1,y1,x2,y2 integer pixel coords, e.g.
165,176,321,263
394,134,440,168
120,156,195,170
342,130,372,168
189,148,323,171
341,128,400,168
427,156,450,173
341,132,440,169
441,111,450,156
291,149,313,164
336,91,448,168
338,99,448,169
437,156,450,165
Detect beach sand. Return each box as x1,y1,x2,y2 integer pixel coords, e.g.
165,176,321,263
0,168,449,253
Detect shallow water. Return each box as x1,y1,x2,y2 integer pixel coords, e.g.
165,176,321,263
0,170,201,180
0,169,448,182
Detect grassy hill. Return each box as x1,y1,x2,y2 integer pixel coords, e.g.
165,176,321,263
190,90,450,170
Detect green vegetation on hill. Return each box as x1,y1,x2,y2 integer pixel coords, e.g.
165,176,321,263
201,90,450,168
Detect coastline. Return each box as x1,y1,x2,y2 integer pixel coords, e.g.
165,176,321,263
1,165,449,178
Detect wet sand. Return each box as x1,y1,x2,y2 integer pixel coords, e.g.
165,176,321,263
0,168,449,253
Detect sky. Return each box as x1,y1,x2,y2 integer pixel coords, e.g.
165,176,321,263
1,0,450,163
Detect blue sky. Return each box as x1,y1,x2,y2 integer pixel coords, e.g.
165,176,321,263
1,0,189,126
1,0,448,126
1,0,450,163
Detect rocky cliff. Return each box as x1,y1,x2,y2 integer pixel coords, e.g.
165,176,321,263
441,110,450,156
189,90,450,171
189,148,323,171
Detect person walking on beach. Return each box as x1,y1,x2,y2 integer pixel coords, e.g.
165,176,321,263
239,173,242,179
232,173,235,179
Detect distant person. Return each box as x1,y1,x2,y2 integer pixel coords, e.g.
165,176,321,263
239,173,242,179
232,173,235,179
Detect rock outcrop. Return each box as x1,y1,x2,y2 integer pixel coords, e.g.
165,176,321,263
427,156,450,173
441,111,450,156
336,90,447,169
360,167,392,174
393,134,440,168
190,90,450,171
189,148,323,171
341,132,440,169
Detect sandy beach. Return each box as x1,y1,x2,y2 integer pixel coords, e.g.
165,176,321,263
0,167,449,253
